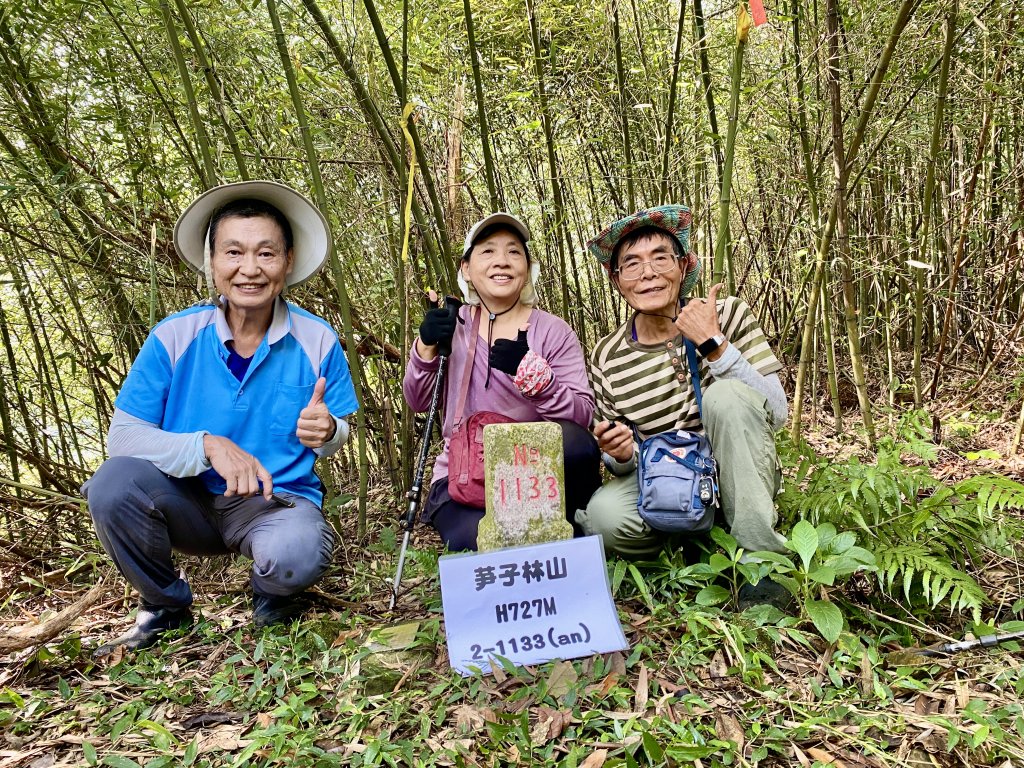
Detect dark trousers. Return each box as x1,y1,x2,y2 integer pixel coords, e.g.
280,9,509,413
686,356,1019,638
425,420,601,551
84,456,335,609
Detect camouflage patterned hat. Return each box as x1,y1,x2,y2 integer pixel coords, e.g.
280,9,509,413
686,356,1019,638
587,205,700,297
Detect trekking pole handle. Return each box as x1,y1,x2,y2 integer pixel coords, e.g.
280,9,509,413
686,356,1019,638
435,295,462,358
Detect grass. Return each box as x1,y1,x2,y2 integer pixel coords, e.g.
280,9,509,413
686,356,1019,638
2,532,1023,767
2,408,1024,767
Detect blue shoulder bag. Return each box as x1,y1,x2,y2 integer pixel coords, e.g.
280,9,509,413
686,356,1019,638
635,339,719,533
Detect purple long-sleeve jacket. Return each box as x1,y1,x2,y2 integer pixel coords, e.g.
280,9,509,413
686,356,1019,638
403,305,595,484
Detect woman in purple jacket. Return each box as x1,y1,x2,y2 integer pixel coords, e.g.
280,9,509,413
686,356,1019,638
403,213,600,550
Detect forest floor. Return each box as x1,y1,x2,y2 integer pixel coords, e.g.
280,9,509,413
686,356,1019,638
1,390,1023,767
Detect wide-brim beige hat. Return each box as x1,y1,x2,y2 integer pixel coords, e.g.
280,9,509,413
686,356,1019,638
173,180,331,288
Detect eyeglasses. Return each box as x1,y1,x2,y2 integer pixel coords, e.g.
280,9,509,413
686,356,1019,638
614,254,681,281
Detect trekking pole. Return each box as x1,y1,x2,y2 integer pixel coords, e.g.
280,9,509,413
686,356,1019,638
390,296,461,609
917,628,1024,657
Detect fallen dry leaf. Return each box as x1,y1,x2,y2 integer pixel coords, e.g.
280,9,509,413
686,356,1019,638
635,663,649,712
806,746,847,767
709,650,729,678
858,650,872,697
793,743,812,767
255,712,274,729
715,712,744,751
331,628,362,646
197,724,250,753
546,660,578,699
606,651,626,678
453,704,493,734
489,657,507,683
580,748,608,768
536,708,569,741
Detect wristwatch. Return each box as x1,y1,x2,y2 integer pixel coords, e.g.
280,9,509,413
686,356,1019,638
697,334,726,358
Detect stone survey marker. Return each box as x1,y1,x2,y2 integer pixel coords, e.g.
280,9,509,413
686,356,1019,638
476,422,573,552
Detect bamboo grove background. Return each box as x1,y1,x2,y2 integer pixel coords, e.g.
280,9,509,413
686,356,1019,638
0,0,1021,536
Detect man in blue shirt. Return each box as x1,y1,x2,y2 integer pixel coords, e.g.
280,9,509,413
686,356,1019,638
85,181,358,656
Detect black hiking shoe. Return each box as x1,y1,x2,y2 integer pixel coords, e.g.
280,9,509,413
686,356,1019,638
737,579,793,612
93,604,193,658
252,592,304,629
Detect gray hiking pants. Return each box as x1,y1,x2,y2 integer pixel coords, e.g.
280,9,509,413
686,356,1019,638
84,456,335,609
576,379,788,559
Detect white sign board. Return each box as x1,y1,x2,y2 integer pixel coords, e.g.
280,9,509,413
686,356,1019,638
439,535,628,675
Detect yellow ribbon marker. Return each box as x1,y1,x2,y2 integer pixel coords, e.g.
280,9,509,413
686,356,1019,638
400,103,418,265
736,3,752,42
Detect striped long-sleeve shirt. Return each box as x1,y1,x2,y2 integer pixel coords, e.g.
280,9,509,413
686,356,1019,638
589,296,782,438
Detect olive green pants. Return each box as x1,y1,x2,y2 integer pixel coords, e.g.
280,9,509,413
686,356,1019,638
575,379,787,559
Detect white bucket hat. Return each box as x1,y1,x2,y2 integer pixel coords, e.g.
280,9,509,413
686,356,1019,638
173,180,331,289
457,212,541,306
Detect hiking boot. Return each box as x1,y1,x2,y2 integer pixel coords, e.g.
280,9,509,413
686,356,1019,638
93,604,193,658
737,579,793,612
252,592,304,629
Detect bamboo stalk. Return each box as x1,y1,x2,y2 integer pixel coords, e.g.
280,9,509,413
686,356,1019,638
912,3,956,408
659,0,687,204
789,0,919,444
929,10,1016,400
713,5,749,288
463,0,499,209
820,283,843,432
299,0,452,287
266,0,370,533
361,0,453,261
692,0,723,185
170,0,250,180
525,0,574,324
611,0,636,212
158,0,217,187
826,0,875,447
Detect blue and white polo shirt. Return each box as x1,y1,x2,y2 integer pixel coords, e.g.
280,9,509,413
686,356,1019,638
115,298,358,505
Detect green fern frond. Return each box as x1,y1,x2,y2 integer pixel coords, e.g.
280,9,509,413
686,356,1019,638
956,474,1024,516
873,543,985,620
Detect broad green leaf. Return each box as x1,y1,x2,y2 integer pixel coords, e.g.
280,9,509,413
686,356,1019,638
749,551,795,570
806,600,843,644
695,585,731,606
808,565,836,586
772,575,801,597
828,556,873,577
708,553,732,573
709,526,738,555
816,522,837,548
844,546,876,565
788,520,818,569
829,531,856,554
83,742,97,766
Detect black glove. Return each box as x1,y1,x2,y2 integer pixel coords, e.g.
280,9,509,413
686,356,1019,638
489,329,530,376
419,300,459,353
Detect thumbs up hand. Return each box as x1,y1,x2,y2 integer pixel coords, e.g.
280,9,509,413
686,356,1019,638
296,377,336,448
489,325,531,376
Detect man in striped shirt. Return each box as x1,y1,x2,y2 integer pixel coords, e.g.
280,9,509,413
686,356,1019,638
577,206,789,608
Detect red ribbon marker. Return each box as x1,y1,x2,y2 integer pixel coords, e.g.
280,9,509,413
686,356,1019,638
749,0,767,26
